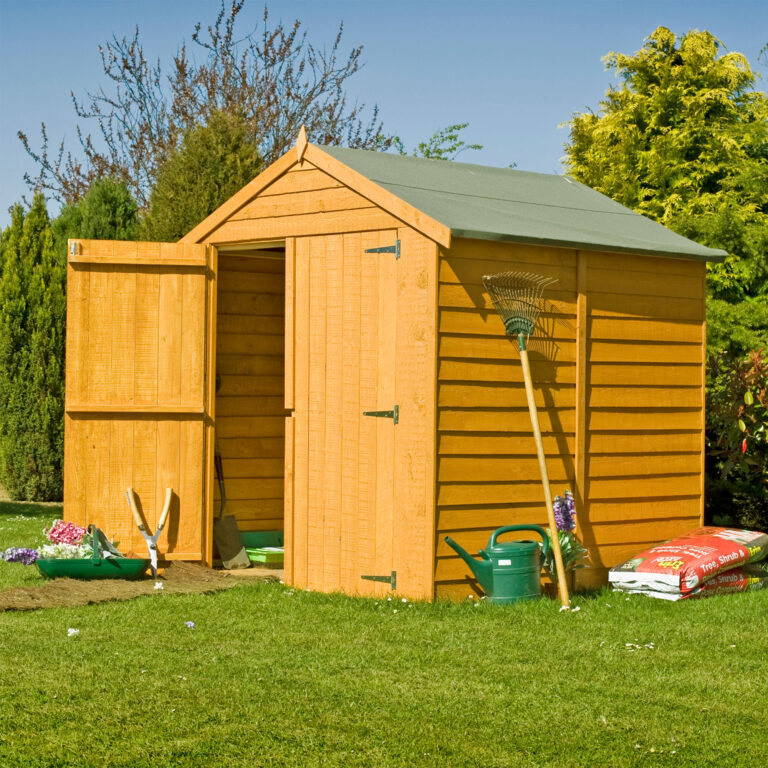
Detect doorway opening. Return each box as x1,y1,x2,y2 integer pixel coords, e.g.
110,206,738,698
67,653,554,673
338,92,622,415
214,242,287,537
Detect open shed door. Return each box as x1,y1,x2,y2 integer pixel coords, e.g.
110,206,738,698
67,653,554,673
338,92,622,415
63,240,215,562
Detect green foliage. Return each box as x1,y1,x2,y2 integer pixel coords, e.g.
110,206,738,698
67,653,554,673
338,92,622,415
706,296,768,359
53,177,139,259
0,196,66,501
392,122,483,160
706,348,768,530
543,531,590,586
142,111,263,241
565,26,768,304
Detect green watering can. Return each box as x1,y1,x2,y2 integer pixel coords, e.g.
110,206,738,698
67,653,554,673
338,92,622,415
444,525,550,604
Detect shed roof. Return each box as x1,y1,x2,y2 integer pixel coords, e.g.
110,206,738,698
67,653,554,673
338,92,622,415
320,146,727,262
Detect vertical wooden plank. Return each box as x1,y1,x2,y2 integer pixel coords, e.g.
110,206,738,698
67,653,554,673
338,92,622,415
178,419,204,556
375,230,397,597
340,233,361,594
292,238,310,588
109,270,136,404
156,418,182,553
131,417,157,555
573,252,589,591
64,266,90,405
574,252,588,524
63,416,87,526
158,272,182,405
284,415,295,583
134,271,159,406
306,236,327,590
107,418,134,546
392,230,438,599
284,238,296,411
181,272,206,406
322,235,343,591
203,246,218,566
83,419,110,530
87,267,114,405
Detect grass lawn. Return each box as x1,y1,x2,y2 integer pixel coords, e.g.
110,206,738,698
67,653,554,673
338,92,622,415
1,501,767,767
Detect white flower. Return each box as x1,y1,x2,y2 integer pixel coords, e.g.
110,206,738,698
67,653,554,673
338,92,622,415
154,582,164,590
401,598,407,603
67,628,79,638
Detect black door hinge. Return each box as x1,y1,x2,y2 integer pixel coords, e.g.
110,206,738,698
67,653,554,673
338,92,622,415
362,405,399,424
361,571,397,590
364,239,400,259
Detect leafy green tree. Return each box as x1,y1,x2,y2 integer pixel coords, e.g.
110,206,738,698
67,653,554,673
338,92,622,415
0,196,66,500
393,122,484,160
565,26,768,310
141,111,263,241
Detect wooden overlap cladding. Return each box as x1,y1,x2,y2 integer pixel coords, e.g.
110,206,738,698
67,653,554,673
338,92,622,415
64,240,213,560
434,239,706,598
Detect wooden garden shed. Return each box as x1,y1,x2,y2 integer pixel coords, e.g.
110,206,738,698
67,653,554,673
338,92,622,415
63,134,727,600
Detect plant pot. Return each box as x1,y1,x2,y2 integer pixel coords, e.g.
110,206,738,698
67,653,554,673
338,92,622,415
36,557,149,581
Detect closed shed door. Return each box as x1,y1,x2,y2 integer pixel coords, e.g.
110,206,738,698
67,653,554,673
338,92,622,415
290,231,404,596
63,240,213,560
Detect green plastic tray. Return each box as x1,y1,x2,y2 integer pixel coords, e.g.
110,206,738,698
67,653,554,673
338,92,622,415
245,547,284,564
36,557,149,580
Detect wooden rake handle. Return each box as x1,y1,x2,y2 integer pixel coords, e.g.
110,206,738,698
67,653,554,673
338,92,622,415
519,347,571,609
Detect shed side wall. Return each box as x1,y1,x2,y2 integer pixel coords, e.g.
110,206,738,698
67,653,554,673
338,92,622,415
435,239,705,599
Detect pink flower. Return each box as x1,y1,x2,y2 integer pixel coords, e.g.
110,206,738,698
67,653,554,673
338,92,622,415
45,520,88,545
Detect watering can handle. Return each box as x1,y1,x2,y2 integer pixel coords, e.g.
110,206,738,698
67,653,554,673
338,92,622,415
490,525,550,560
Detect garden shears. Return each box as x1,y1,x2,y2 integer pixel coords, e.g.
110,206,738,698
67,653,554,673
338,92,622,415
126,487,173,578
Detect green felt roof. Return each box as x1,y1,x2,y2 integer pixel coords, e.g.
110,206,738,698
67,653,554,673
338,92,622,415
320,146,727,262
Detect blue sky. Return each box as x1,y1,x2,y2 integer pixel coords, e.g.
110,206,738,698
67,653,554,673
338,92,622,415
1,0,766,228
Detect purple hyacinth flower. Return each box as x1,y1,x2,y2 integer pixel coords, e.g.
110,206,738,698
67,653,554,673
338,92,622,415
553,491,575,532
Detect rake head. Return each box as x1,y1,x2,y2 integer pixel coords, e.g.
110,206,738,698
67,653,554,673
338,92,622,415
482,271,557,347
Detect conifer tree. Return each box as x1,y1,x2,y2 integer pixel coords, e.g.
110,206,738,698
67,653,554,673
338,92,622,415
0,196,65,500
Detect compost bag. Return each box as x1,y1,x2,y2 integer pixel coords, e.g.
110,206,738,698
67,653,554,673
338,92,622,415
609,527,768,597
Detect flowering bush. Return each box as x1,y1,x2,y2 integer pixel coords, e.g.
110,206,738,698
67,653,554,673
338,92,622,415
1,519,96,566
3,547,40,565
543,489,589,585
38,542,94,559
44,520,88,546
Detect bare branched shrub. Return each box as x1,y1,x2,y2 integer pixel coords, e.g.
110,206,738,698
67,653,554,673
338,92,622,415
18,1,391,206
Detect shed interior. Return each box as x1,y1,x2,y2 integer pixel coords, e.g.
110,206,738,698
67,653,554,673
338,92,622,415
215,243,287,535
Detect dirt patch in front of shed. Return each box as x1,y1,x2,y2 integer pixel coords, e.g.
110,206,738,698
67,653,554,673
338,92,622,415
0,562,278,612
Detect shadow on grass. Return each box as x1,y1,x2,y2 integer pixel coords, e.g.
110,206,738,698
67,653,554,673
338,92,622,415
0,501,62,520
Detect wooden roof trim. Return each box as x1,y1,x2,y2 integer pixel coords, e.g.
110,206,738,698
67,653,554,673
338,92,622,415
179,150,298,244
303,144,451,248
180,140,452,248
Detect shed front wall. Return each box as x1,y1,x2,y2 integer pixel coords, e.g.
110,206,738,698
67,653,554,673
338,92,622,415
435,238,705,598
202,161,439,600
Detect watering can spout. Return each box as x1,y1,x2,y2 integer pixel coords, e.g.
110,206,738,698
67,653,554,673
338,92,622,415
444,536,493,593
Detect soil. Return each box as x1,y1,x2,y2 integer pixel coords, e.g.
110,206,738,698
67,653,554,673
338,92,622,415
0,562,279,612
